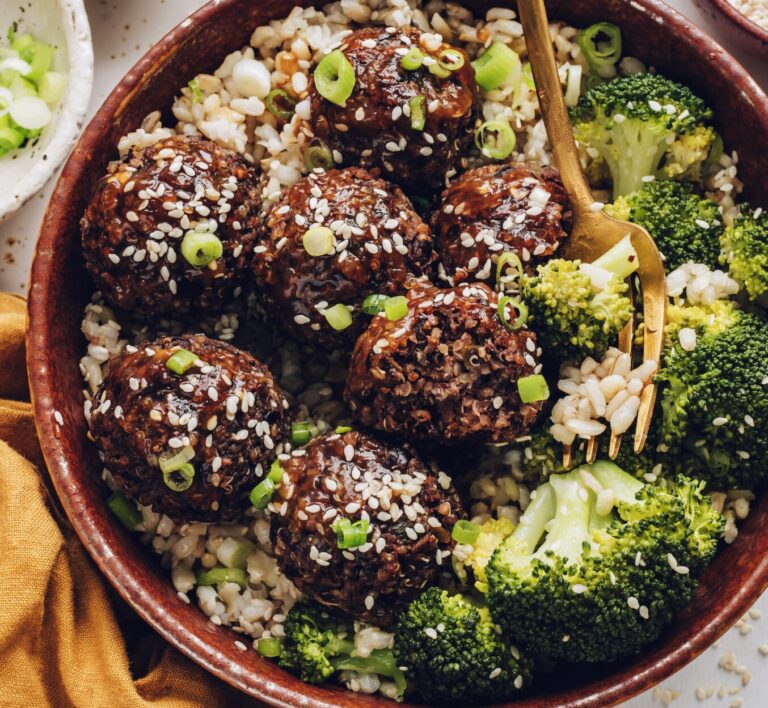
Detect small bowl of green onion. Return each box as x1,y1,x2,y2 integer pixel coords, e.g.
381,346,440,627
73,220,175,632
0,0,92,220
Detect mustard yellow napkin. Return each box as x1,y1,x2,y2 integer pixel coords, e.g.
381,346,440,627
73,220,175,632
0,293,258,707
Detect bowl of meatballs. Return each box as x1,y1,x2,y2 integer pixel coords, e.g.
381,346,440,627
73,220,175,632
26,0,768,706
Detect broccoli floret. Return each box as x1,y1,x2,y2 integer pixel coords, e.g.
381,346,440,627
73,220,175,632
279,601,406,695
395,588,533,705
606,180,723,271
462,517,517,592
657,304,768,490
486,462,723,663
570,72,715,197
719,205,768,300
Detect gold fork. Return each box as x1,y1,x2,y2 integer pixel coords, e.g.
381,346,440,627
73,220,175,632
517,0,667,465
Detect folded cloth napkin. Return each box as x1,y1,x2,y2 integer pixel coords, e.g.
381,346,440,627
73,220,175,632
0,293,259,707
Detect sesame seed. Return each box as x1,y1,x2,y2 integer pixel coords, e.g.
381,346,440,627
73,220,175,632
627,596,640,610
489,668,502,679
344,444,354,462
364,595,375,610
424,628,438,639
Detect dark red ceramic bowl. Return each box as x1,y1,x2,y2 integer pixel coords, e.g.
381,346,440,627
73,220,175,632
26,1,768,706
698,0,768,57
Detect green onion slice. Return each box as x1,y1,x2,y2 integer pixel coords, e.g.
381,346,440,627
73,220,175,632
335,425,352,434
303,140,334,171
427,60,451,79
180,230,223,268
302,225,334,256
291,421,312,446
216,537,256,569
159,445,195,474
409,94,426,131
471,42,519,90
314,50,355,107
452,519,479,544
564,63,583,108
188,78,202,103
517,374,550,404
162,462,195,492
576,22,622,74
400,47,424,71
704,132,724,168
333,517,370,549
268,459,284,484
258,637,283,658
475,120,516,160
324,303,353,331
265,88,297,121
497,296,528,331
438,48,465,72
495,251,524,289
522,62,535,89
107,491,142,531
384,295,408,321
197,567,248,588
362,293,388,315
250,478,276,510
166,348,198,374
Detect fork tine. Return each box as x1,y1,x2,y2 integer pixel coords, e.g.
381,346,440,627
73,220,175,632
562,443,573,470
608,307,636,459
585,435,598,464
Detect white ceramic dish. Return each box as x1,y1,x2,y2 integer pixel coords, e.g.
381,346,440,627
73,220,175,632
0,0,93,220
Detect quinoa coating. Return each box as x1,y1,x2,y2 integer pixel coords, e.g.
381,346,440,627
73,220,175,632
88,334,289,523
309,26,479,197
81,135,262,315
252,167,437,348
270,430,463,626
431,163,572,284
345,283,544,442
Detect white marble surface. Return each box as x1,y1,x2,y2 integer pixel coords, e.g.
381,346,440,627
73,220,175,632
1,1,765,705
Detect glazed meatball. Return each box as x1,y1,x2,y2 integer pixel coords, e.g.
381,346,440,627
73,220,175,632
431,163,572,284
88,334,289,523
270,430,463,626
309,26,479,196
345,283,543,442
81,135,262,314
252,167,436,347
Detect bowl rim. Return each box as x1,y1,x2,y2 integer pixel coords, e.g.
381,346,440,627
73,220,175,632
0,0,94,221
705,0,768,44
25,0,768,706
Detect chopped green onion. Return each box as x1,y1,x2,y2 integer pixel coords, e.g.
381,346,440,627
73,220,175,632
332,517,370,549
9,96,50,130
302,225,334,256
471,42,519,91
522,62,535,89
162,462,195,492
427,60,451,79
0,125,23,152
409,94,426,131
475,120,516,160
38,71,66,105
314,50,355,107
107,491,142,531
258,637,283,658
704,132,724,168
384,295,408,321
591,234,639,280
268,459,284,484
180,230,223,267
576,22,622,76
265,88,297,120
197,567,248,589
517,374,551,403
335,426,352,434
438,48,465,72
216,536,256,569
291,421,312,446
188,78,202,103
362,293,388,315
324,303,353,331
451,519,479,544
159,445,195,474
497,296,528,331
563,63,583,108
400,47,424,71
495,251,524,288
166,348,198,374
250,478,276,510
303,140,334,171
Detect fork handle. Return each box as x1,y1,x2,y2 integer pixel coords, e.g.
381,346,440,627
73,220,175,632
516,0,594,217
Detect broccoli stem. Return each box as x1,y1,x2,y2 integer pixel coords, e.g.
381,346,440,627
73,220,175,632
591,234,640,280
535,472,592,564
511,482,556,553
606,122,670,198
587,461,643,505
333,650,406,696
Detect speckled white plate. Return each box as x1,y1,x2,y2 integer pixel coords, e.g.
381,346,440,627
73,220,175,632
0,0,93,221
